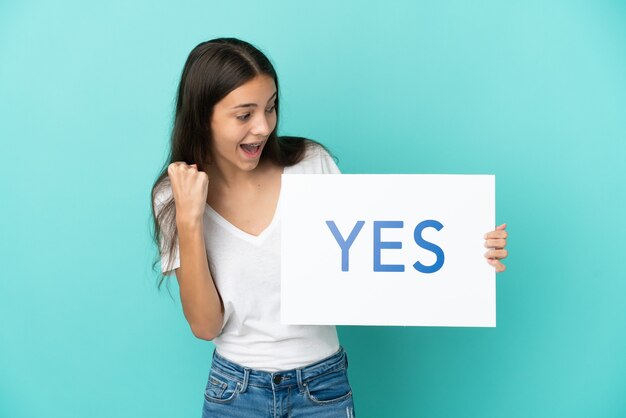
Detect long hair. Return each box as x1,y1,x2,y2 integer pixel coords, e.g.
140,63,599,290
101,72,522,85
149,37,327,290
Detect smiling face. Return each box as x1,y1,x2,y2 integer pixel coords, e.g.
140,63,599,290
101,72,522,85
209,74,278,174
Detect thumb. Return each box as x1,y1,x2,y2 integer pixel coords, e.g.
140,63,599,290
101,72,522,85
496,223,507,230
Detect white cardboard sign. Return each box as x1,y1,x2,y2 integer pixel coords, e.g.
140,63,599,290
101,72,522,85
280,174,496,327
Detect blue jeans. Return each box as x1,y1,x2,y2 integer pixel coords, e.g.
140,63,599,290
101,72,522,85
201,346,356,417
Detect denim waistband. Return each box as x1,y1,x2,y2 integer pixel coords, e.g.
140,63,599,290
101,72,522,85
210,346,347,393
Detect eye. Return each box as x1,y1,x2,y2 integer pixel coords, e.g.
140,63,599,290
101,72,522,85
266,104,276,114
236,113,251,121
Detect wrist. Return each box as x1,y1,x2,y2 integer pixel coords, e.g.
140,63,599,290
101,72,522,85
176,215,203,231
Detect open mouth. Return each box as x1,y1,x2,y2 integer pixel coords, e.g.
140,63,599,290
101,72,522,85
240,142,263,157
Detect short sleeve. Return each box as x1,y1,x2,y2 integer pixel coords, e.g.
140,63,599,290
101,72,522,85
318,145,342,174
286,141,343,174
153,183,180,277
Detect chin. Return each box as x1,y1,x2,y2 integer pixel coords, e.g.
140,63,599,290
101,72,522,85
238,158,262,171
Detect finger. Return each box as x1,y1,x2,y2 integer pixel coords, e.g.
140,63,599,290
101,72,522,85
484,230,508,240
496,223,507,231
484,238,507,249
168,161,188,173
487,258,507,272
484,249,508,259
167,163,178,176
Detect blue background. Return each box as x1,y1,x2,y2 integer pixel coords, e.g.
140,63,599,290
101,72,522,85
1,1,625,417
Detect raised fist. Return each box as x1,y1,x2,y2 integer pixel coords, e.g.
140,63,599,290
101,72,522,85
167,162,209,223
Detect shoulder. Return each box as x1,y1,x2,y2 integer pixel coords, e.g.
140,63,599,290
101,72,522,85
286,139,341,174
153,178,173,213
302,140,328,161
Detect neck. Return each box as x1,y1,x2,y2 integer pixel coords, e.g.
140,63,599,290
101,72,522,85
206,158,267,191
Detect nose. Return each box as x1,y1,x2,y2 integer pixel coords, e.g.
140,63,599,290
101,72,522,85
250,111,274,138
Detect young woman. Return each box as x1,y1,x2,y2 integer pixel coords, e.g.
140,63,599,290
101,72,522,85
151,37,508,417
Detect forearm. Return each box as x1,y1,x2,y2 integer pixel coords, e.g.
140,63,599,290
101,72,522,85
175,217,224,340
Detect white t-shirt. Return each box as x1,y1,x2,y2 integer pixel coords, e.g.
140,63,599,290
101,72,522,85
154,142,341,371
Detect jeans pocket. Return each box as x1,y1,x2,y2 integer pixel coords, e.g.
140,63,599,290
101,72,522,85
304,367,353,405
204,369,242,404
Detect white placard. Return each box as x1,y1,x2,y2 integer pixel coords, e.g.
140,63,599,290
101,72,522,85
280,174,495,327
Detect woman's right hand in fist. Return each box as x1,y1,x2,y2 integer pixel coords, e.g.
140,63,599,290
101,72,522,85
167,162,209,225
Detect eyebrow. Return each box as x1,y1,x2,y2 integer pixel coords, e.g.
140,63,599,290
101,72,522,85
231,91,277,109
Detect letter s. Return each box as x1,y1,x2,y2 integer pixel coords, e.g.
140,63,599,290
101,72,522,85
413,220,445,274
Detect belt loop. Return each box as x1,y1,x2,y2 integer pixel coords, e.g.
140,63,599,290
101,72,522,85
240,367,250,393
296,368,305,393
